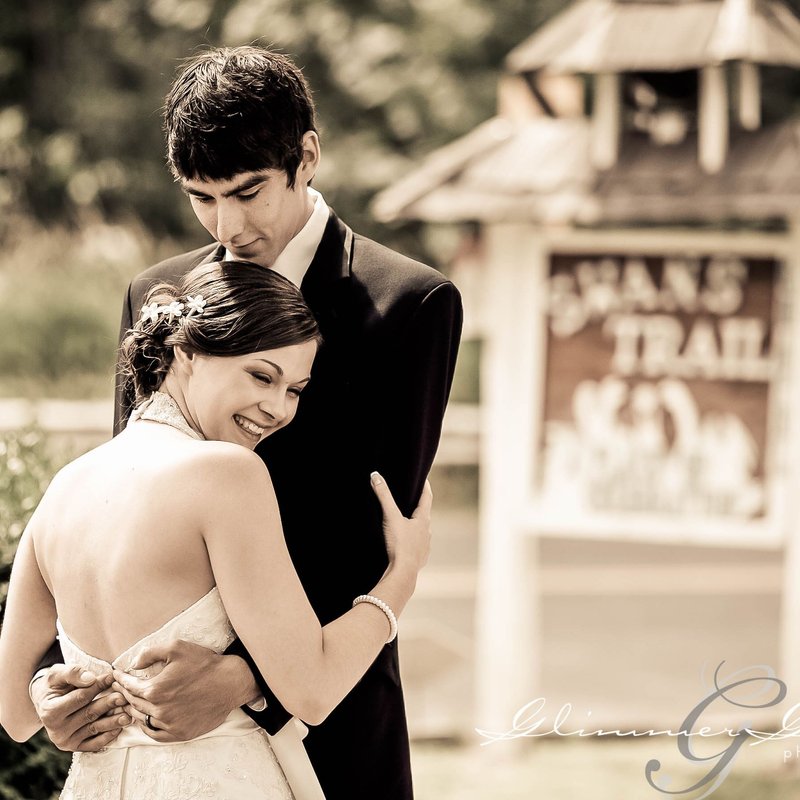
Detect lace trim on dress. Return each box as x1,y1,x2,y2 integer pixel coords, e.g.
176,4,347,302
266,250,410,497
129,392,204,441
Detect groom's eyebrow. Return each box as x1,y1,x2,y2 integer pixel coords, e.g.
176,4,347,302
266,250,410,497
182,173,271,199
256,359,312,384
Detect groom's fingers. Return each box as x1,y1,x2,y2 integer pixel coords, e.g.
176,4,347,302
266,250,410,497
127,643,171,672
38,692,130,753
76,728,125,752
112,671,149,700
69,711,132,752
46,664,98,691
123,705,174,743
111,677,156,717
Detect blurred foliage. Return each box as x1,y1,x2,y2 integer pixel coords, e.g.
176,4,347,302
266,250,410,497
3,0,800,252
0,430,71,799
0,0,572,396
0,0,568,257
4,0,800,396
0,221,163,397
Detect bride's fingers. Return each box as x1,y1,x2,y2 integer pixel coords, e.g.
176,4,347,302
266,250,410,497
411,479,433,520
370,472,401,521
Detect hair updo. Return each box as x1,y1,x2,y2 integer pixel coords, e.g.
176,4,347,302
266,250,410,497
119,260,321,408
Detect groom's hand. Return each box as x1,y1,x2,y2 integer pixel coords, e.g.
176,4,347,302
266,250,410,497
31,665,131,752
112,640,260,742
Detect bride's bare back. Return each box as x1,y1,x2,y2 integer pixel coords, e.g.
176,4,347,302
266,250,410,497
34,420,231,662
1,403,429,743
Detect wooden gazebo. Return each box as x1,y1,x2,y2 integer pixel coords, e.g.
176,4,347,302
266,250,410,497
375,0,800,737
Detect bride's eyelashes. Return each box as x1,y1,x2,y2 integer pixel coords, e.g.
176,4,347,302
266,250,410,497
249,371,305,397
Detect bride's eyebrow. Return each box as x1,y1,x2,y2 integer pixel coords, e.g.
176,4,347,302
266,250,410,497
255,358,283,375
253,359,311,384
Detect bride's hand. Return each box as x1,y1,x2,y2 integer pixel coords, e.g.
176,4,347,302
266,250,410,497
370,472,432,576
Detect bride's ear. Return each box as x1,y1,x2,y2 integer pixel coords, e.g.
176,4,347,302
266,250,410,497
172,345,195,375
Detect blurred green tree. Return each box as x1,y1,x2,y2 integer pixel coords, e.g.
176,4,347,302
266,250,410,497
0,430,71,798
0,0,565,256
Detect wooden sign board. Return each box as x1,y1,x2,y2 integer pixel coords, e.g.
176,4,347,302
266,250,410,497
535,251,780,534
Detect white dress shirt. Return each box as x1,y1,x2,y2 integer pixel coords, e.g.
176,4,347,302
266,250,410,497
224,187,329,287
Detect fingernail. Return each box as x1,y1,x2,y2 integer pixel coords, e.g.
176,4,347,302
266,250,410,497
118,714,132,726
80,671,95,682
370,471,383,486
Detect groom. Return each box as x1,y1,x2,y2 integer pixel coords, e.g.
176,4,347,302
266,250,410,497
32,46,461,799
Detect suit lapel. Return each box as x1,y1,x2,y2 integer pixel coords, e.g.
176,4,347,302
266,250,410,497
300,211,353,336
202,243,226,265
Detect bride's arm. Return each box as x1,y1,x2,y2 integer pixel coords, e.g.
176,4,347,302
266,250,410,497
0,512,57,741
201,446,429,726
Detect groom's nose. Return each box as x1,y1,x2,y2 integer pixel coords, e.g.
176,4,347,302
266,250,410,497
215,200,247,244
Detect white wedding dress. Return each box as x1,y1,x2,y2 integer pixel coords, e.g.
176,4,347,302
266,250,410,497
57,588,295,800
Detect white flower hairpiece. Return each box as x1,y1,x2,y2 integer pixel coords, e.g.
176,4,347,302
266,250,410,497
139,295,206,326
185,295,207,315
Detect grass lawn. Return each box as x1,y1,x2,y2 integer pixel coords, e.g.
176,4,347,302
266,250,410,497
411,737,800,800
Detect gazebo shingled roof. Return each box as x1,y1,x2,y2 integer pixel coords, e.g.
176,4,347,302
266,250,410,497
505,0,800,73
373,0,800,225
371,118,593,224
372,118,800,225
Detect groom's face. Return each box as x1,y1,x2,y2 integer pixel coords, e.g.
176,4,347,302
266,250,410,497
183,169,312,269
181,131,320,269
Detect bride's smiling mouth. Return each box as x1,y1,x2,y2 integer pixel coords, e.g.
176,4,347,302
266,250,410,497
233,414,267,438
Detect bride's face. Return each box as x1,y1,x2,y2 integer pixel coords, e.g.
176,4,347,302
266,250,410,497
181,339,317,448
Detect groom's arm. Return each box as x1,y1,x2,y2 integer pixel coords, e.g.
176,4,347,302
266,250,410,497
377,280,463,513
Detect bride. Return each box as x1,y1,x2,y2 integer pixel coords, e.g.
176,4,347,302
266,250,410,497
0,260,431,798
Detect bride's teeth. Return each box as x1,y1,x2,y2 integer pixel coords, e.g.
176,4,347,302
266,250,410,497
235,415,264,435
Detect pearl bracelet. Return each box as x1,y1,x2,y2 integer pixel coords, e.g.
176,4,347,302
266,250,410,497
352,594,398,643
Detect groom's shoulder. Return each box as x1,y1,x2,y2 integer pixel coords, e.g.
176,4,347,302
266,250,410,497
129,244,218,297
349,230,453,302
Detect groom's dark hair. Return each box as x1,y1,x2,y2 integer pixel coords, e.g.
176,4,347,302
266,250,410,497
164,46,317,187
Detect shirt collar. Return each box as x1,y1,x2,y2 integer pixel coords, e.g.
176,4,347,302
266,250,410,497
223,187,329,288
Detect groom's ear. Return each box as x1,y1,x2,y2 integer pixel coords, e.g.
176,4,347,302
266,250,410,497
297,131,320,185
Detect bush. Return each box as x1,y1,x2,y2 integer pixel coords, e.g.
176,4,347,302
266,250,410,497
0,429,71,799
0,221,161,399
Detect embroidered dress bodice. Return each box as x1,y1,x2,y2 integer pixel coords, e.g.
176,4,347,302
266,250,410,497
57,589,239,750
58,588,294,799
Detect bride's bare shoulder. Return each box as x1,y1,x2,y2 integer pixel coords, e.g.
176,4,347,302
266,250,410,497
175,441,276,513
188,440,269,479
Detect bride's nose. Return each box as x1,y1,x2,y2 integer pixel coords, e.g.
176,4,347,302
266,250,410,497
260,395,287,424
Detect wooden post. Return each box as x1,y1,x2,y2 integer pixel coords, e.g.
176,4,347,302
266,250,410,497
474,223,542,746
591,72,621,170
699,64,729,174
780,216,800,694
737,61,761,131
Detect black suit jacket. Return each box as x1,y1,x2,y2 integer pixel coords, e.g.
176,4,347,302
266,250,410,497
114,210,463,800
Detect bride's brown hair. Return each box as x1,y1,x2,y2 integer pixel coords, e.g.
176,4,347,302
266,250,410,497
119,260,321,407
